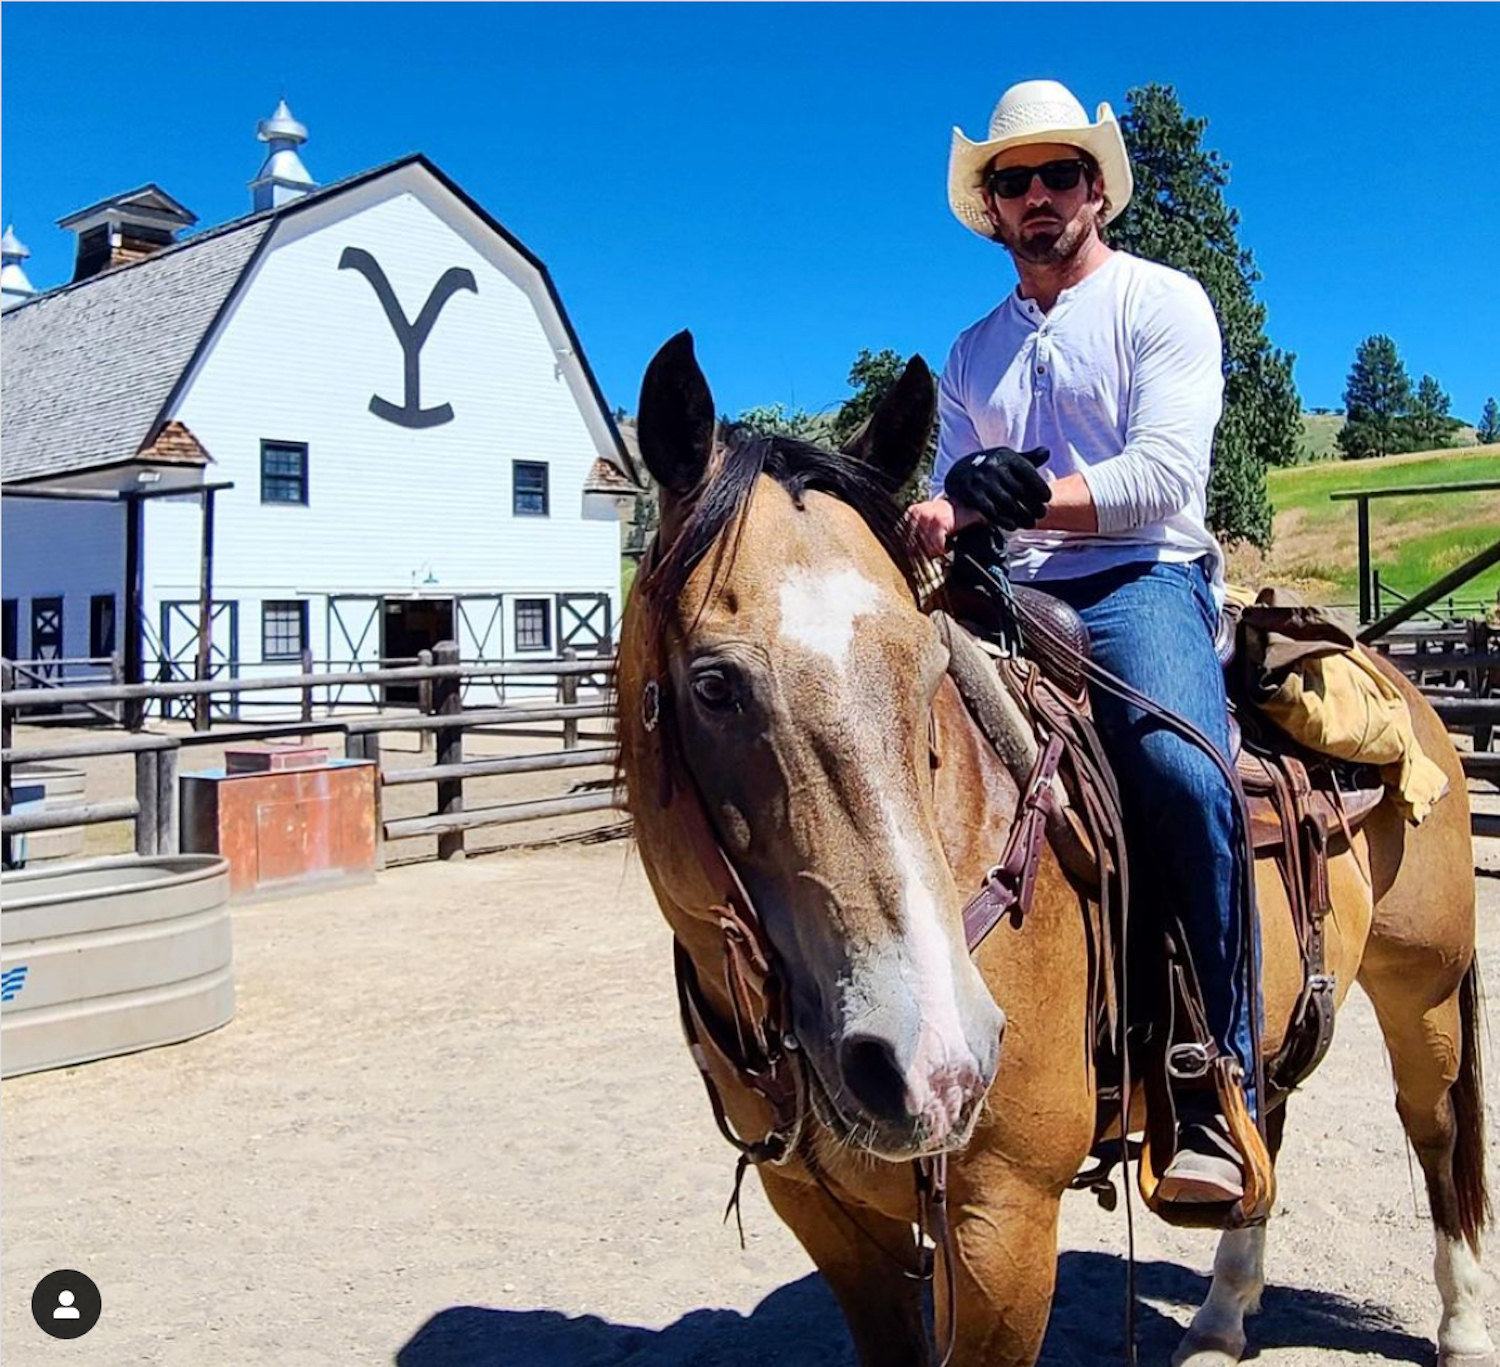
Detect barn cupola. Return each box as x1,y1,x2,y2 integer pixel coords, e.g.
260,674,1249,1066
250,100,316,211
57,186,198,282
1,225,36,310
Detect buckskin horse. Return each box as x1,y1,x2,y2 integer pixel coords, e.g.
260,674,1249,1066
617,331,1491,1367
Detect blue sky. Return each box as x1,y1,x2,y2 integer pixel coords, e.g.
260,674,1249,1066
4,4,1497,425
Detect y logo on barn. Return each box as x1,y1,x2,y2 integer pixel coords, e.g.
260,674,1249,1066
338,247,478,429
2,966,30,1003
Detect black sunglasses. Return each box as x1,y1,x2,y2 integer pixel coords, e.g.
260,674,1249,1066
983,158,1090,199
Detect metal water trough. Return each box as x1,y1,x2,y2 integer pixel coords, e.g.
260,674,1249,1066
11,763,87,862
1,855,234,1078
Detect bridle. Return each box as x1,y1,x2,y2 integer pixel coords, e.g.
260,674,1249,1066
632,551,1075,1367
642,643,965,1366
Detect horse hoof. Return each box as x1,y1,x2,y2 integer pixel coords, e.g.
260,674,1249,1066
1172,1336,1245,1367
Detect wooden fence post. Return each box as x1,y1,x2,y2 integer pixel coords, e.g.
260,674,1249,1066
135,749,159,857
301,646,314,723
156,745,179,855
1356,495,1372,625
418,648,435,757
348,730,386,870
2,661,14,870
433,640,465,861
560,648,579,750
1469,619,1493,753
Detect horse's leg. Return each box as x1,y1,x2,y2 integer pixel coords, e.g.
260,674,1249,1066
1361,956,1494,1366
1355,659,1494,1364
938,1172,1065,1367
758,1167,928,1367
1173,1105,1288,1366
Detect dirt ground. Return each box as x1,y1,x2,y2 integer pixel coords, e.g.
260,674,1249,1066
4,828,1500,1364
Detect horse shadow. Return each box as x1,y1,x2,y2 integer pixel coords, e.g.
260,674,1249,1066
396,1250,1432,1365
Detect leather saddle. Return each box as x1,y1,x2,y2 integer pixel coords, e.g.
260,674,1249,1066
941,577,1387,1112
953,579,1387,858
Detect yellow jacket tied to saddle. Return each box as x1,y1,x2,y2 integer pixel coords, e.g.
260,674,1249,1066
1228,586,1450,825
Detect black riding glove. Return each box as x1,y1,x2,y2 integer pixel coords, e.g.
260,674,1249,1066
943,446,1052,532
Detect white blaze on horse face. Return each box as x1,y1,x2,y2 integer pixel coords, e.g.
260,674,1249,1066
883,799,982,1139
1436,1234,1494,1361
777,568,882,674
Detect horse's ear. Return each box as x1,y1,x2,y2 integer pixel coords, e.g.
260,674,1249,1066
637,331,716,497
842,356,936,490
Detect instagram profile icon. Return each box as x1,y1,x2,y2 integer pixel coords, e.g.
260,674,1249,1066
31,1270,102,1339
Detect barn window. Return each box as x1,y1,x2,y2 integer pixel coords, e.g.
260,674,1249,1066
262,600,308,662
513,461,549,517
261,441,309,505
2,599,16,660
90,595,117,658
514,598,552,652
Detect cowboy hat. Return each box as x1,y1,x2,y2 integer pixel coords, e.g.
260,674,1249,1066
948,79,1133,237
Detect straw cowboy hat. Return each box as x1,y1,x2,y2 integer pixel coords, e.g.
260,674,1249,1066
948,79,1134,237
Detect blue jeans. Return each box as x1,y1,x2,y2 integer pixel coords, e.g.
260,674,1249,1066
1040,557,1259,1116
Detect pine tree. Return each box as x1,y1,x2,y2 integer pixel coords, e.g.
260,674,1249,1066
735,401,818,440
830,349,907,447
1406,373,1455,451
829,348,937,505
1109,83,1298,549
1479,396,1500,444
1337,335,1413,459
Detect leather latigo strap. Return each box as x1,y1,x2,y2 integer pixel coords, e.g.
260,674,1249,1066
962,729,1065,949
960,661,1127,1041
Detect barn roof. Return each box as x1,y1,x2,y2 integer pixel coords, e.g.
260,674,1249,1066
584,457,638,494
2,155,640,489
1,217,270,484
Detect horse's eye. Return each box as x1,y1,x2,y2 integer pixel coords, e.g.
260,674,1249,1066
691,669,738,712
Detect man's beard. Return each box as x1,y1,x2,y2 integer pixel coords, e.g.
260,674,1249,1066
996,205,1098,265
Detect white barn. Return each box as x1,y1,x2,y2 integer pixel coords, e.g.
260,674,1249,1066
1,105,639,717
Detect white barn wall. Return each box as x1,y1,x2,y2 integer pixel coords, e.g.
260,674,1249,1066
142,164,622,703
1,499,125,662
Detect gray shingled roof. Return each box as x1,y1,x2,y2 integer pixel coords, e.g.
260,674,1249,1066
2,153,638,488
1,218,271,484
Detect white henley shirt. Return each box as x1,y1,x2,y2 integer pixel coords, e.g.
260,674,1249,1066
933,250,1227,597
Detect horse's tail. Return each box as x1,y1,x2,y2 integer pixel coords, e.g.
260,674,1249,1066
1453,954,1491,1252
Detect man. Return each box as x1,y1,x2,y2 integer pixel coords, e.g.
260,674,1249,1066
907,79,1254,1203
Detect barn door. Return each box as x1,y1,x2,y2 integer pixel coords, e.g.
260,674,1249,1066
328,596,383,709
455,595,504,704
559,593,613,693
30,598,63,679
380,598,455,706
558,593,612,654
159,600,240,720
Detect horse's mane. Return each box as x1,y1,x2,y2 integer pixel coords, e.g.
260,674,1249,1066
640,425,924,627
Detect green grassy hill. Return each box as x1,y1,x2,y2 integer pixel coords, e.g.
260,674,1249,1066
1297,412,1479,462
1227,444,1500,610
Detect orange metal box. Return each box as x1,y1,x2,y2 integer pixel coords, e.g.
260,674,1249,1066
180,759,377,900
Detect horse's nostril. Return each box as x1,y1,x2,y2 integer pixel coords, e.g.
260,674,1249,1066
839,1033,910,1124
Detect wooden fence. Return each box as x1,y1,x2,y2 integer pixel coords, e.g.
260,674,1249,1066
8,613,1500,868
1,647,622,870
